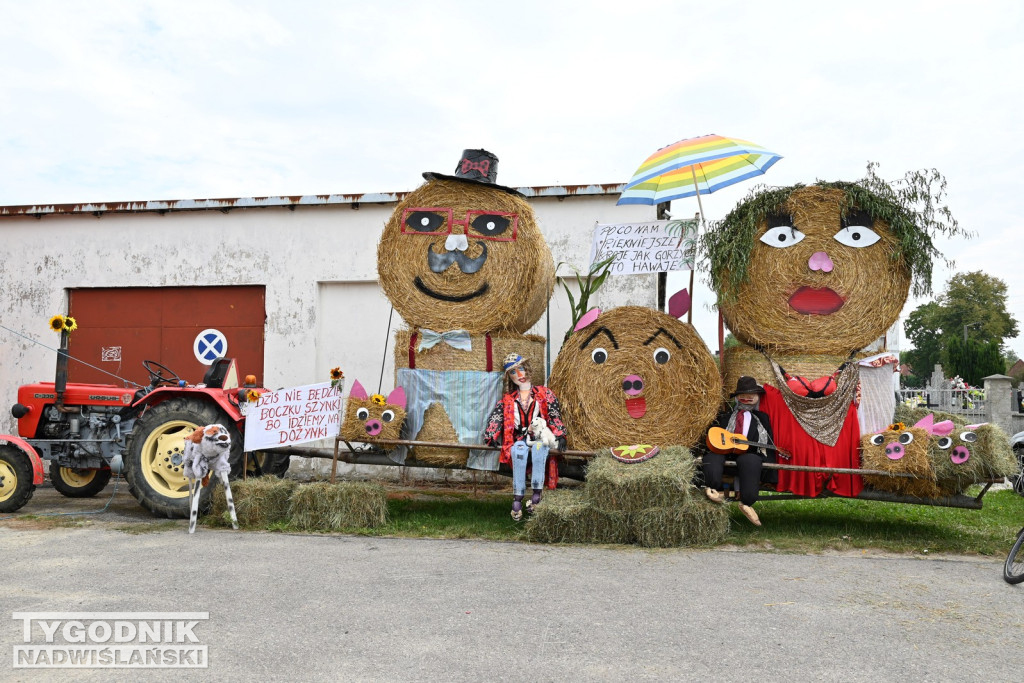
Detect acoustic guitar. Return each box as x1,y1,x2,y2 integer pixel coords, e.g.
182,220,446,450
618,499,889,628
705,426,783,455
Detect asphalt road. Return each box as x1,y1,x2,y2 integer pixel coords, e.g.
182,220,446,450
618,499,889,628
1,484,1021,681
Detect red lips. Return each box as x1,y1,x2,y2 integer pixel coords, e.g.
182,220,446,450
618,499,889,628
789,286,844,315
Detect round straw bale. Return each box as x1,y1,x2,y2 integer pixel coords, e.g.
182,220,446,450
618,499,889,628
859,426,941,498
583,447,696,513
523,489,633,545
549,306,721,450
288,481,388,531
377,179,555,334
631,499,730,548
713,186,911,355
722,342,872,391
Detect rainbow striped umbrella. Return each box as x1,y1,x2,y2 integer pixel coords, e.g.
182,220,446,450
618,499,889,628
616,134,781,206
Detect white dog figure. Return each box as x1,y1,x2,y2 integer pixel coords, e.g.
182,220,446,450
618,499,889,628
527,416,558,450
182,424,237,534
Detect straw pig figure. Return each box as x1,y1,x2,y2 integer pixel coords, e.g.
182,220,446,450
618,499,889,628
183,424,237,534
339,380,407,443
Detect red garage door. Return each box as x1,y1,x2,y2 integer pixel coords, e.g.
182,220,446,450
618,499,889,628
67,286,265,388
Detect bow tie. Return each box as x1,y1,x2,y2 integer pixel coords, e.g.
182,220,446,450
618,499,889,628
417,329,473,352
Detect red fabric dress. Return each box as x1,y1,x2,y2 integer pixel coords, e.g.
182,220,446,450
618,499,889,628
760,385,863,498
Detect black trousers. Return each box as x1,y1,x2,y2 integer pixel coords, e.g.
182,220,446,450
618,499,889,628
703,451,762,506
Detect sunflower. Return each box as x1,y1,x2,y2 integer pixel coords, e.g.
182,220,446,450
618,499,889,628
62,316,78,333
330,367,344,380
245,389,262,402
49,315,66,332
370,394,387,406
887,421,907,432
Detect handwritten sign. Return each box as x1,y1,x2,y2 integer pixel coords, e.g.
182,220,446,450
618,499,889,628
589,219,699,274
243,382,342,451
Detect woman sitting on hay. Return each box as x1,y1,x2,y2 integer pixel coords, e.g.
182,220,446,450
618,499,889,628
483,353,567,520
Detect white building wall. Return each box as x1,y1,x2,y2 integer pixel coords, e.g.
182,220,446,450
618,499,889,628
0,189,656,436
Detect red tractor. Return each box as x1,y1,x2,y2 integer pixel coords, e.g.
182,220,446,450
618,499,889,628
0,353,289,518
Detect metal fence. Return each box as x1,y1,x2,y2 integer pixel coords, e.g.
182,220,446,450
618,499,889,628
896,388,988,418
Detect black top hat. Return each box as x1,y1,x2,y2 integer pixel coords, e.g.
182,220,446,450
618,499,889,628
730,376,765,397
423,149,523,196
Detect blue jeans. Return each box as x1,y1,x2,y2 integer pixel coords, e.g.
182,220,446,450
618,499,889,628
511,440,548,496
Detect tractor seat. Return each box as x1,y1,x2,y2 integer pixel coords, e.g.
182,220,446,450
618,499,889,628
202,358,240,390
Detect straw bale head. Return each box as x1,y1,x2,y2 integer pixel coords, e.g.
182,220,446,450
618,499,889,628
339,380,407,442
860,424,939,497
710,185,911,354
549,306,721,450
930,423,1016,494
377,179,554,334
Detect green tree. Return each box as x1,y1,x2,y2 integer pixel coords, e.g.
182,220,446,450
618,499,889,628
903,271,1019,382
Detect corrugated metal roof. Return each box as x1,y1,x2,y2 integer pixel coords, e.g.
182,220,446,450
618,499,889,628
0,183,628,218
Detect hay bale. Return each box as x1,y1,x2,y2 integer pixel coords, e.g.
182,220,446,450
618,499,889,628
548,306,721,451
523,489,633,545
723,342,873,391
583,447,696,513
393,329,546,466
891,403,966,430
711,186,912,355
631,499,730,548
932,423,1017,495
288,481,388,531
859,426,941,498
208,477,297,527
339,387,407,443
377,179,555,334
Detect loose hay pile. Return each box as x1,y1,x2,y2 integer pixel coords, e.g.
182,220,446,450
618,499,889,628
707,185,913,355
209,477,296,527
377,179,555,334
288,481,389,531
524,447,730,547
549,306,721,451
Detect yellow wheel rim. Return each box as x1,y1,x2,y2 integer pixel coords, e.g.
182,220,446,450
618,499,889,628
139,420,195,499
59,467,97,488
0,459,17,503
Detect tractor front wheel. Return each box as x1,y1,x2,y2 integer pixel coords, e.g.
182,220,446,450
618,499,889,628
49,462,112,498
0,446,36,513
124,398,240,519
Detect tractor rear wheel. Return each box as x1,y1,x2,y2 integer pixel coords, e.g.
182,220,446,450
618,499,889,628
232,451,291,479
124,398,240,519
49,462,112,498
0,445,35,513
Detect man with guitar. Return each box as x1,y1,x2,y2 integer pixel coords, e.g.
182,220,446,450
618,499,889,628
703,376,778,526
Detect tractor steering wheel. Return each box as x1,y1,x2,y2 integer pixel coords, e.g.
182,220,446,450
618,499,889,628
142,360,183,387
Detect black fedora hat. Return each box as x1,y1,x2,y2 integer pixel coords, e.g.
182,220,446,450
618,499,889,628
730,376,765,397
423,149,524,197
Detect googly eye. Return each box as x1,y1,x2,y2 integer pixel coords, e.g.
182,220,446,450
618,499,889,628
898,432,914,445
870,434,885,446
937,437,952,450
959,431,977,443
759,226,806,248
653,347,671,364
381,410,395,423
356,407,369,420
833,225,881,248
591,347,608,364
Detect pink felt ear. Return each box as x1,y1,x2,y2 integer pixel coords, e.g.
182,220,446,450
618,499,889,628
913,414,934,432
349,379,368,400
386,386,407,410
574,308,601,332
932,420,955,436
668,288,691,319
965,423,987,430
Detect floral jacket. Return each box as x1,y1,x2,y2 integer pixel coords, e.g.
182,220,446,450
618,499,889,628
482,385,567,488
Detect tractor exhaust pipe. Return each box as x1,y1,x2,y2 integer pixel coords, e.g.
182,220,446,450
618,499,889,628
54,329,79,414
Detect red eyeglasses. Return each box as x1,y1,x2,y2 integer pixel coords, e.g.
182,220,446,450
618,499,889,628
400,207,519,242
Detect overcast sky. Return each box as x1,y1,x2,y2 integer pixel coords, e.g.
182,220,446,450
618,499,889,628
2,1,1021,358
